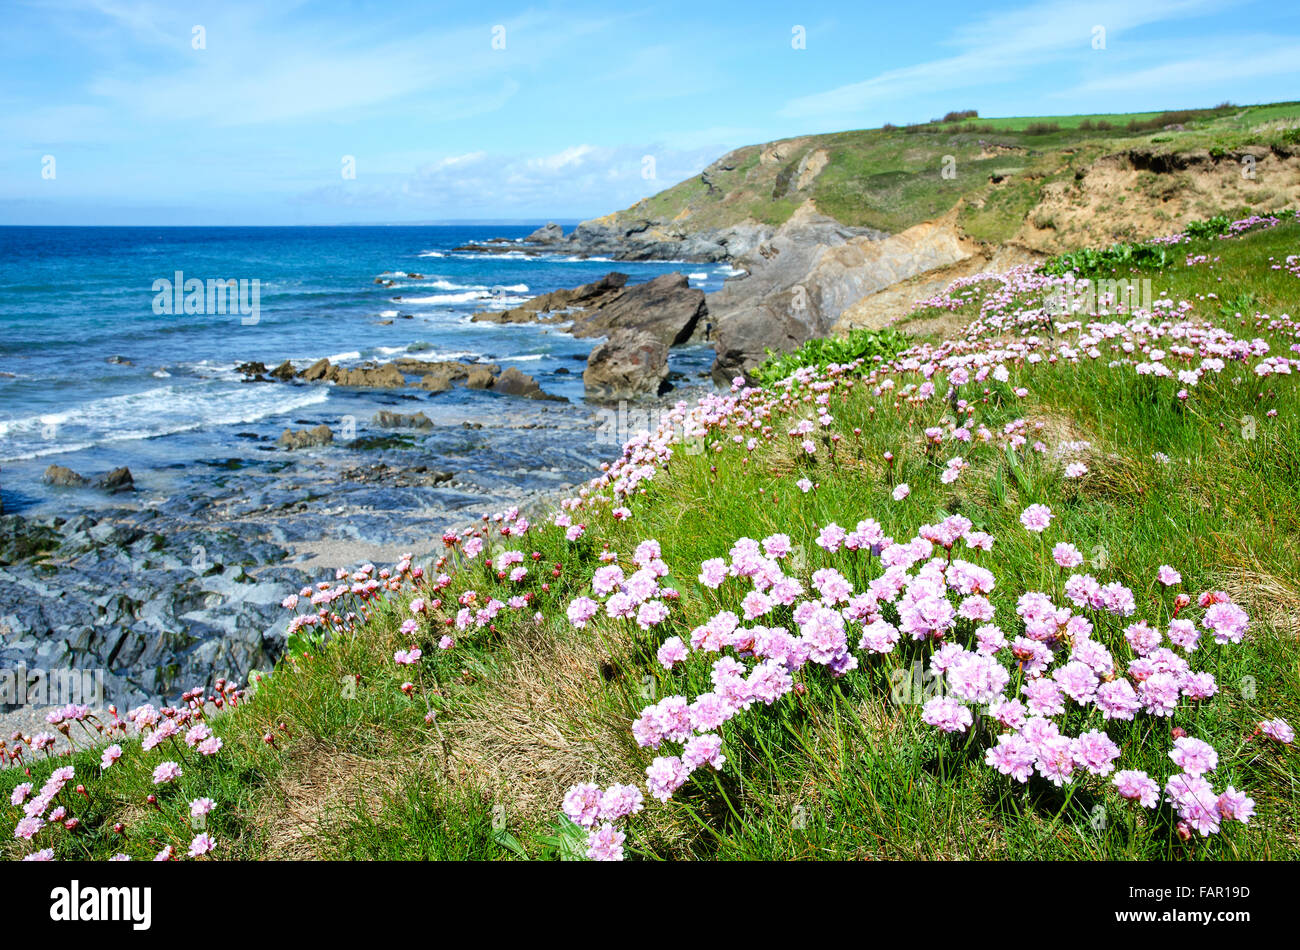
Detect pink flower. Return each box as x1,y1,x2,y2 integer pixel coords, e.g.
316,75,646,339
645,756,691,802
657,636,688,669
1071,730,1121,776
1113,770,1160,807
14,816,45,840
1169,736,1218,776
636,599,670,629
1167,618,1200,651
1217,787,1255,823
697,558,729,589
761,534,792,559
100,744,123,770
1157,564,1182,586
683,734,726,770
566,596,599,628
1259,717,1294,744
598,785,644,823
892,483,910,501
1019,504,1053,533
816,523,847,553
922,696,972,733
562,783,602,828
188,833,216,858
585,823,625,861
985,733,1036,782
152,761,183,784
1052,543,1083,568
1203,601,1249,644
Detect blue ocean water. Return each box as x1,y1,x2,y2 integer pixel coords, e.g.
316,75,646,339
0,226,725,513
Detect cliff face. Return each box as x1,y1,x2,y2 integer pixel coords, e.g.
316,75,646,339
551,106,1300,379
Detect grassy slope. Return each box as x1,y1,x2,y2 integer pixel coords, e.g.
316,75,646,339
6,219,1299,861
617,102,1300,243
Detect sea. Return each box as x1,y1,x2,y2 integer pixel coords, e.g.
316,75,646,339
0,225,729,515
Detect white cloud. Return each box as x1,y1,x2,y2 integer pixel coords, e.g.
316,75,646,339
779,0,1235,120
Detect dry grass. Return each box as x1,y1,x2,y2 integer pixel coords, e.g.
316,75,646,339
252,739,409,860
444,619,641,824
1215,560,1300,641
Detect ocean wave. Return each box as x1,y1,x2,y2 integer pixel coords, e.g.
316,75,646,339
399,291,492,305
0,383,330,462
417,250,445,258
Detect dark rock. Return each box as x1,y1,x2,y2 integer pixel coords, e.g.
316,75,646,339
277,425,333,450
329,363,406,389
94,467,135,493
269,360,296,380
372,410,434,430
43,464,88,487
583,329,669,402
418,373,453,392
465,367,495,389
525,222,565,244
492,367,565,401
300,358,332,381
570,271,707,345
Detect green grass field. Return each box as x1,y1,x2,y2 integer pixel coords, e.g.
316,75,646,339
621,101,1300,241
5,214,1298,861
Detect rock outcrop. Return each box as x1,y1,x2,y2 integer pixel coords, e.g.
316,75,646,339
492,366,565,401
372,411,434,430
94,467,135,493
569,272,706,345
472,271,705,347
583,330,669,401
525,222,565,244
277,425,333,450
43,465,88,487
705,202,889,382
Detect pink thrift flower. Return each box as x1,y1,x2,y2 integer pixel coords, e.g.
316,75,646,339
152,761,183,784
1113,770,1160,807
1052,543,1083,569
562,783,603,828
645,756,691,802
1259,717,1294,744
921,696,972,733
657,636,688,669
585,823,625,861
1019,504,1054,533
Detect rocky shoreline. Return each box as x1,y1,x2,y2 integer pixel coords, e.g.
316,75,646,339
452,201,933,383
0,383,708,721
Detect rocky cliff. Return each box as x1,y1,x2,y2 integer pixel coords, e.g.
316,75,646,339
519,105,1300,380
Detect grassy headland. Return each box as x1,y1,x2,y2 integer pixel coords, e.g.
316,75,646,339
6,210,1298,861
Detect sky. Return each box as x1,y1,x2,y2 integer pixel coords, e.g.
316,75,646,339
2,0,1299,225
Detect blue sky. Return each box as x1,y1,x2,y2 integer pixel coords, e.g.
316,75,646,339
2,0,1298,225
